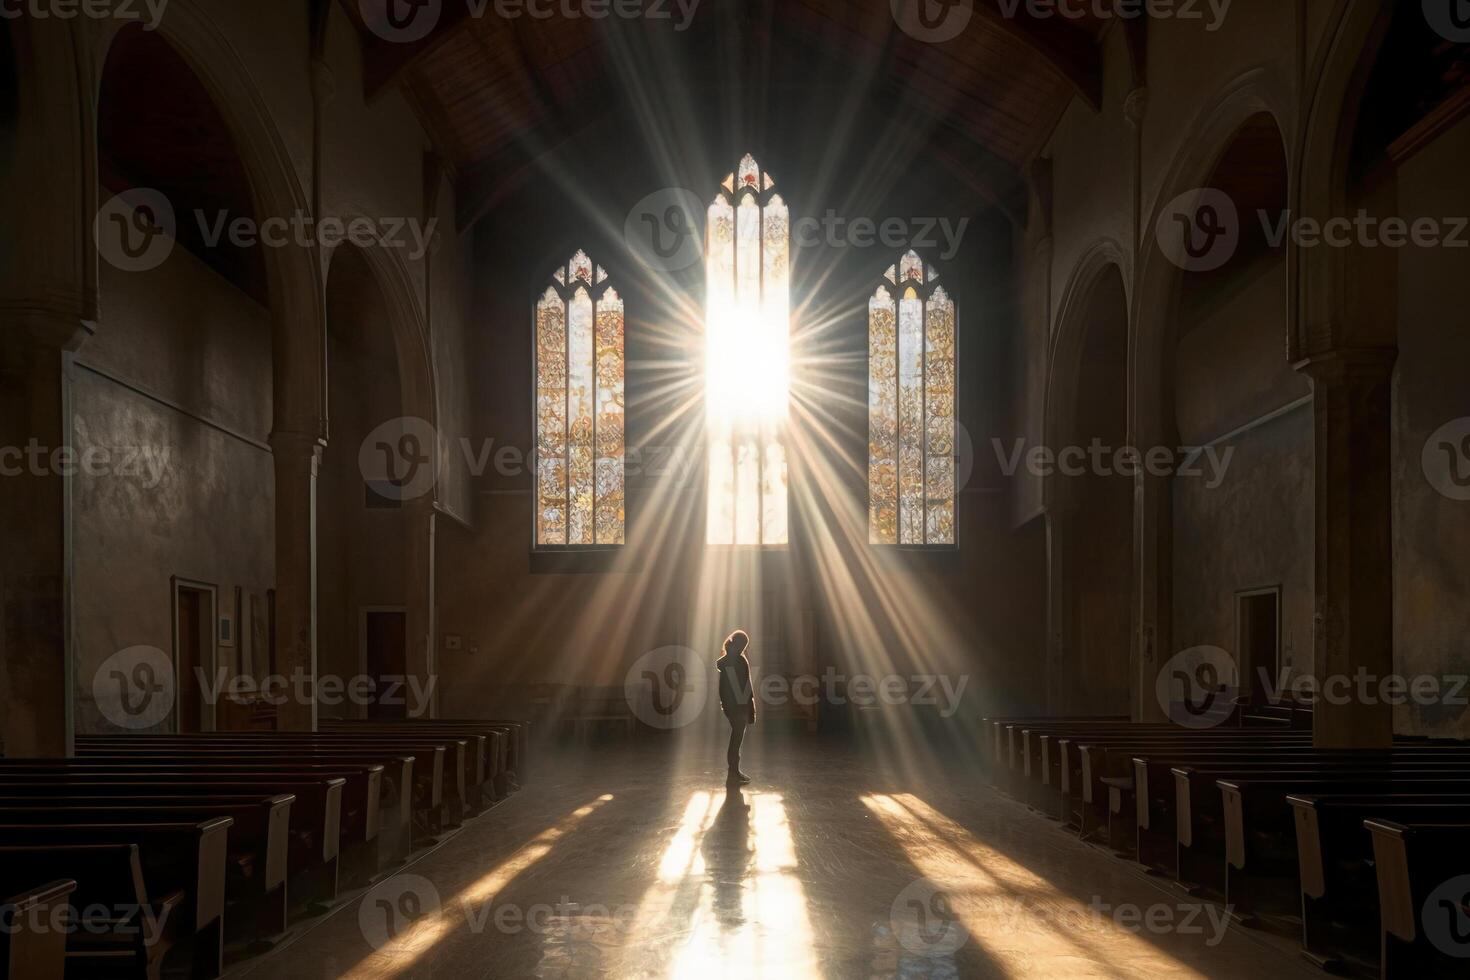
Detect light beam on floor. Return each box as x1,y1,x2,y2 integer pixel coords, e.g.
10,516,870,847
342,794,615,978
622,790,819,978
863,793,1212,979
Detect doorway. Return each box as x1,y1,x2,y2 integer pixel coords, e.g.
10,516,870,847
362,607,408,720
171,578,218,732
1236,587,1282,704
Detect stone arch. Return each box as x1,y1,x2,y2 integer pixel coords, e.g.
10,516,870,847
93,11,327,729
94,12,324,438
1044,249,1131,713
0,15,97,327
1133,68,1294,440
325,233,439,441
1172,113,1301,708
1291,0,1468,742
1126,68,1294,719
321,240,439,717
1292,0,1396,356
1044,238,1129,470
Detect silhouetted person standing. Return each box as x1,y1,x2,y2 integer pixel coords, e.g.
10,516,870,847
716,629,755,784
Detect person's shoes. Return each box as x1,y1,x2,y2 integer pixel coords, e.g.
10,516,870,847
729,770,751,784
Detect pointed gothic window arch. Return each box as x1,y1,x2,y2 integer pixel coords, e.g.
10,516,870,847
705,154,790,546
535,250,624,547
869,250,956,546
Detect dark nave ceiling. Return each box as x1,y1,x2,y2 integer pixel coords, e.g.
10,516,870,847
337,0,1115,230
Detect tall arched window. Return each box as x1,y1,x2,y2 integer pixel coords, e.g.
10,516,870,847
705,154,790,546
869,251,956,546
536,250,624,547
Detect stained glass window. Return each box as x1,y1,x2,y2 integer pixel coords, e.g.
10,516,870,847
706,154,790,546
870,251,955,546
536,250,624,547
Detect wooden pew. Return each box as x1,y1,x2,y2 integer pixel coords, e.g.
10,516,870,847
1288,795,1470,971
1217,767,1470,916
324,719,526,799
78,738,425,855
0,877,75,980
998,725,1305,831
1172,766,1470,897
1068,733,1313,837
0,779,343,908
0,796,293,937
324,717,529,765
994,717,1136,794
0,819,231,979
1367,819,1470,979
403,718,530,779
985,715,1126,760
251,731,468,821
1,846,174,980
1008,722,1287,811
1130,747,1470,875
0,762,373,888
112,731,465,826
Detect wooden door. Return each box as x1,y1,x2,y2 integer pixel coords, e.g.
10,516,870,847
364,610,408,720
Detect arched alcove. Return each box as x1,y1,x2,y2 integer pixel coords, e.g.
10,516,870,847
1129,68,1292,719
321,244,410,718
1047,261,1131,713
1170,112,1306,703
73,26,278,733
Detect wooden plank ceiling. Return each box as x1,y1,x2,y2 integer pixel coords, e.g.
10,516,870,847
337,0,1107,230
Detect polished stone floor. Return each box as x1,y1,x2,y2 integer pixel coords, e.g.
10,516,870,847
238,734,1323,979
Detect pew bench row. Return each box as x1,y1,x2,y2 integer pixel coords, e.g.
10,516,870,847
0,718,530,980
983,714,1470,979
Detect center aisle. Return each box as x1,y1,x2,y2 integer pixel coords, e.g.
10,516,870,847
237,738,1323,980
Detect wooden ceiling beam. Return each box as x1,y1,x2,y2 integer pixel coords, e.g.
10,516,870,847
453,107,619,232
971,1,1103,111
333,0,479,102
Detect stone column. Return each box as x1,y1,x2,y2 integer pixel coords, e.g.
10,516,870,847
1044,504,1072,713
1131,467,1172,722
406,497,436,718
270,430,323,731
0,317,89,756
1297,348,1397,748
1125,84,1168,723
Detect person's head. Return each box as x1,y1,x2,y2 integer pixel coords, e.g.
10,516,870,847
722,629,750,659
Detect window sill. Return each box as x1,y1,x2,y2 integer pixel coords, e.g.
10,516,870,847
529,548,625,574
871,545,961,571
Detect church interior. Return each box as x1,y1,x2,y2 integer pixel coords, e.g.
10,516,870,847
2,0,1469,977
